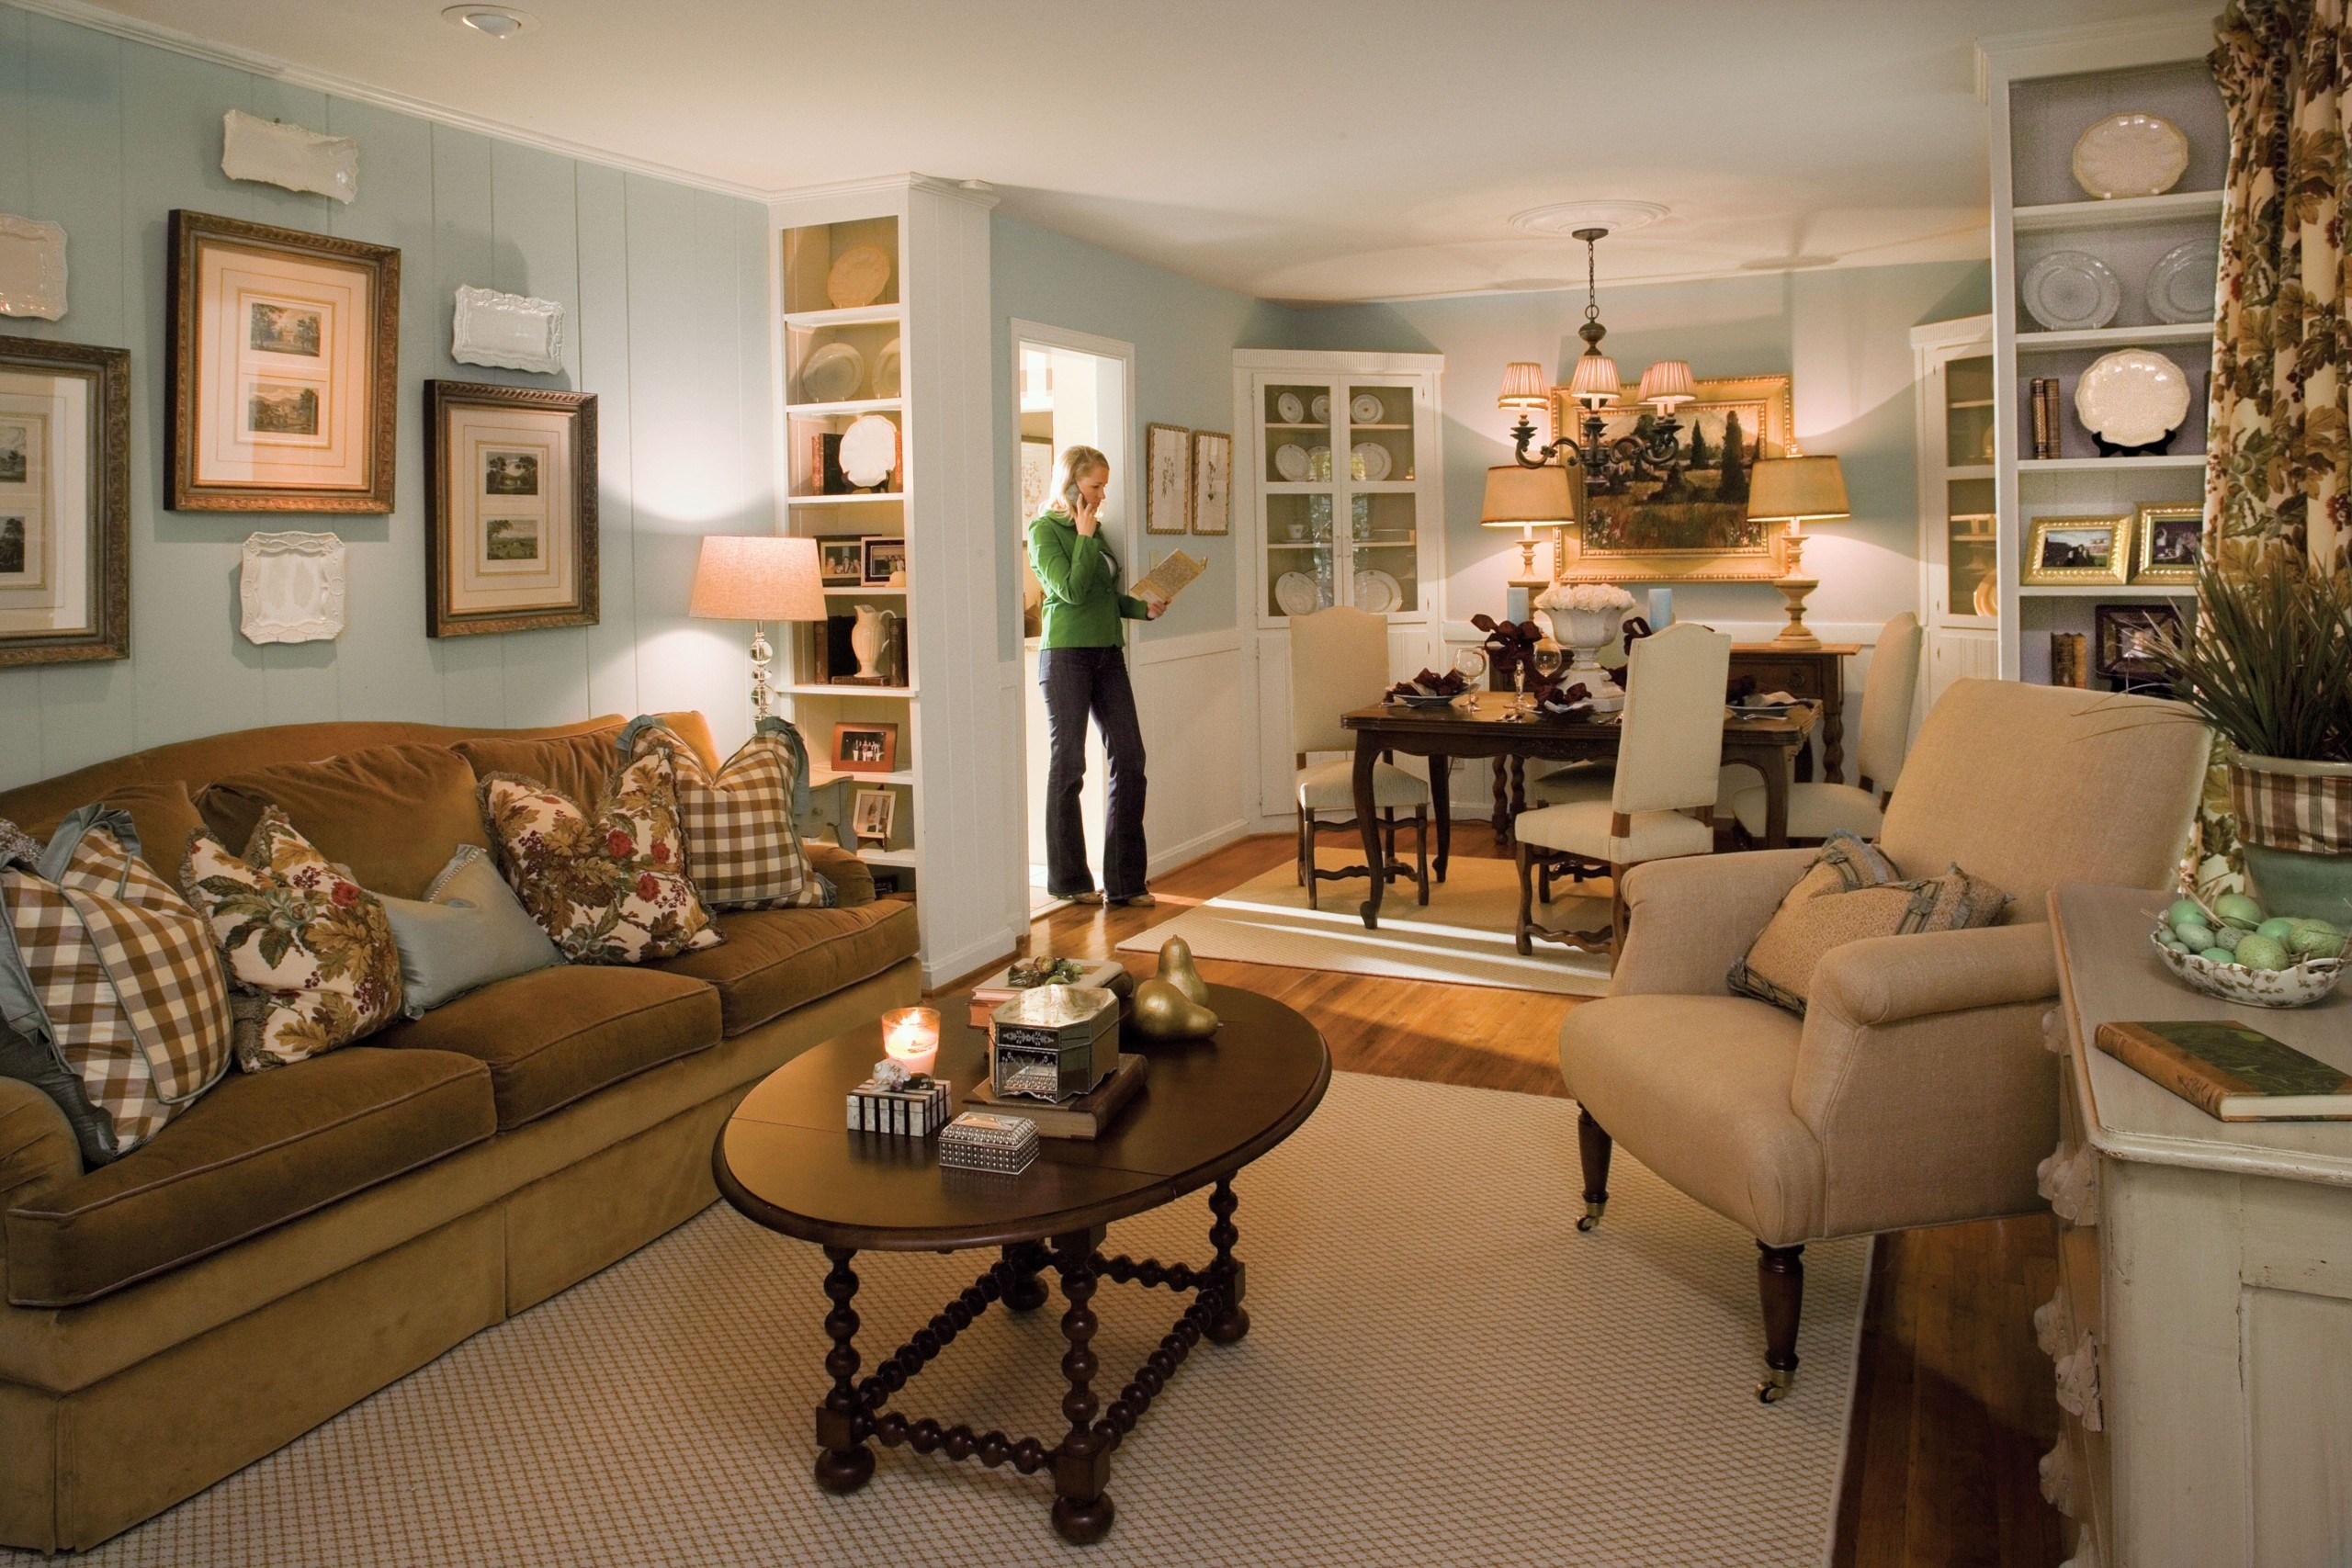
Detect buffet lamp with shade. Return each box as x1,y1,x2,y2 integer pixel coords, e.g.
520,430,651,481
1746,455,1849,649
687,534,826,719
1480,461,1581,581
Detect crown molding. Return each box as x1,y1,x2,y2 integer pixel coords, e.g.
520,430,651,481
1974,10,2218,98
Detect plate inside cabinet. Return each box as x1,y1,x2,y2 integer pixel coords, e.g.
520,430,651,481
873,336,902,398
1310,393,1330,423
799,342,863,404
1276,391,1306,423
1352,569,1403,614
2145,241,2219,325
2072,111,2189,199
1274,443,1308,482
839,412,899,489
825,244,892,310
1353,441,1392,481
2075,348,2190,448
2022,250,2120,331
1275,570,1322,617
1972,576,1999,618
1350,391,1385,423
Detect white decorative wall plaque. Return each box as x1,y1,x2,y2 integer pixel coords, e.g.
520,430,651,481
0,215,66,319
240,531,347,644
451,286,566,374
220,109,359,204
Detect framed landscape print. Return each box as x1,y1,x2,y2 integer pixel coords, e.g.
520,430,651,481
2132,502,2201,585
2023,513,2131,585
424,380,597,637
1144,422,1190,535
166,210,399,512
0,334,129,666
1190,429,1230,536
1549,375,1792,582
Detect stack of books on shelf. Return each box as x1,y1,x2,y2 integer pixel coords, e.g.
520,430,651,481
2030,378,2062,460
2050,631,2089,688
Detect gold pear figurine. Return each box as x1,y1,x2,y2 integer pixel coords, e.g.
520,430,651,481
1130,976,1218,1042
1155,935,1211,1008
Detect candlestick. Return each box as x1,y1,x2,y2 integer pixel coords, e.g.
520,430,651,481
880,1006,940,1078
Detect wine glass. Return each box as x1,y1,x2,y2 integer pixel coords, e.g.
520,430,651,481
1532,637,1566,706
1451,646,1487,707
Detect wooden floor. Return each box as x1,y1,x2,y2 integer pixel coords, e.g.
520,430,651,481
959,825,2066,1568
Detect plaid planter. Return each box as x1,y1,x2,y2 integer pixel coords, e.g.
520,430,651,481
2229,753,2352,857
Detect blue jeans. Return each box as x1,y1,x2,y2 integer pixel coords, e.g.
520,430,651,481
1038,646,1148,899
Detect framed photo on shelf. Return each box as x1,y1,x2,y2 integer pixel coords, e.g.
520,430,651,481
1144,422,1190,535
851,786,897,845
815,536,865,587
1190,429,1230,536
0,334,130,666
2094,602,2182,682
166,209,399,513
424,380,597,637
831,720,899,775
2022,513,2130,586
1020,437,1054,523
861,535,907,586
2132,502,2202,585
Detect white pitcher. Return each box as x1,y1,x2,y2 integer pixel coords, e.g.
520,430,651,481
851,604,899,682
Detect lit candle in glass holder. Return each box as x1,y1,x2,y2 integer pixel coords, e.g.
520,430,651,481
880,1006,940,1078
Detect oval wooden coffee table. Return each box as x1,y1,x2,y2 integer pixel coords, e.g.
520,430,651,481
714,983,1329,1545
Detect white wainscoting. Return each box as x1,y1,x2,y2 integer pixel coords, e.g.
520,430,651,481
1131,626,1251,875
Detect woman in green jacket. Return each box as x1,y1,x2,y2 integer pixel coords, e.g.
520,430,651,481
1030,444,1166,907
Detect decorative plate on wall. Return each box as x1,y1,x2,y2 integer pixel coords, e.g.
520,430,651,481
838,413,899,489
2022,251,2120,331
2145,241,2220,325
824,244,892,310
0,213,66,320
2071,112,2189,199
2075,348,2191,448
452,286,566,375
239,531,346,644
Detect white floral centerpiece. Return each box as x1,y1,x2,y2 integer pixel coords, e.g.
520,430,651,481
1534,582,1635,712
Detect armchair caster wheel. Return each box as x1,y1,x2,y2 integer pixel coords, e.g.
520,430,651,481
1756,1368,1793,1404
1576,1201,1606,1233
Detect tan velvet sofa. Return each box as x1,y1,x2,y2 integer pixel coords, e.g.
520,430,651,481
0,713,922,1551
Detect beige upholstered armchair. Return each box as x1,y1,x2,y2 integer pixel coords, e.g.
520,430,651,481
1557,680,2209,1401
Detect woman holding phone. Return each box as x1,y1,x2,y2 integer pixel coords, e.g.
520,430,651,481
1029,444,1167,907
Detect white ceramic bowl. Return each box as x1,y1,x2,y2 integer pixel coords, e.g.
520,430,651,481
2150,924,2346,1009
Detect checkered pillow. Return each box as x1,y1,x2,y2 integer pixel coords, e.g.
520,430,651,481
0,807,234,1160
618,716,826,910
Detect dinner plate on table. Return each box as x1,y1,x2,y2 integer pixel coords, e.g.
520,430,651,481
1393,691,1458,708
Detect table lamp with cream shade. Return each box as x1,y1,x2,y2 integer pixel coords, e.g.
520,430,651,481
1480,461,1581,581
1746,455,1849,649
688,534,826,719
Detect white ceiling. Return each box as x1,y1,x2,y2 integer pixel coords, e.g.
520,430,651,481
57,0,2204,301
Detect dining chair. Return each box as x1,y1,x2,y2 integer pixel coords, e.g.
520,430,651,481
1289,606,1430,909
1727,612,1924,844
1511,623,1731,955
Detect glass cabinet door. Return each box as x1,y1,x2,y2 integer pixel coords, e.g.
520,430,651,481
1259,374,1428,622
1945,355,1995,469
1266,493,1336,616
1262,380,1337,617
1948,476,1997,622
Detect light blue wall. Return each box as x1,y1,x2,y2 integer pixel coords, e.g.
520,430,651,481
988,213,1297,660
0,8,774,791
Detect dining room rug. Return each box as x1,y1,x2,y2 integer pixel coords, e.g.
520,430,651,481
1118,844,1615,997
14,1071,1867,1568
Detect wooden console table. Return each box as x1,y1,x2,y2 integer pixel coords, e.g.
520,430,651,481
1732,642,1856,784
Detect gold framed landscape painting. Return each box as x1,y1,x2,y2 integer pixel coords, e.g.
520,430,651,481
1549,374,1792,582
166,210,399,513
424,380,598,637
2023,513,2131,585
0,335,130,666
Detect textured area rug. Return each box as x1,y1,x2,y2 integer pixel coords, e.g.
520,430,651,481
1120,849,1614,997
23,1074,1865,1567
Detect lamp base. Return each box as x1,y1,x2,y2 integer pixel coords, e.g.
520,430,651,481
1771,578,1822,649
748,626,775,720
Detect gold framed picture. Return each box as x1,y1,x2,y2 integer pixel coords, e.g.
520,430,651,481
2132,502,2202,585
424,380,598,637
2023,513,2131,585
166,210,399,513
1144,422,1190,535
0,334,130,666
1550,374,1793,582
1190,429,1231,536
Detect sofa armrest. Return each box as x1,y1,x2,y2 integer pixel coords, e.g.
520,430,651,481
1808,921,2059,1030
0,1078,80,1275
806,840,876,908
1609,847,1815,998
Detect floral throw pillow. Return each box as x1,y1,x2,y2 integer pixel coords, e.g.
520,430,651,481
477,749,721,964
183,809,407,1070
616,716,828,910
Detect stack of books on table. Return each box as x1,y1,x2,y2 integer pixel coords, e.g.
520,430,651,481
978,984,1144,1139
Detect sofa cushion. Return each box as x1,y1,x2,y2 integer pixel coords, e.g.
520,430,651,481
198,743,489,901
650,901,920,1037
453,727,625,808
22,780,206,884
373,964,721,1128
4,1045,494,1307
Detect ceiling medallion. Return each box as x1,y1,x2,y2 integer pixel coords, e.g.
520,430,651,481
1508,200,1669,239
440,6,538,38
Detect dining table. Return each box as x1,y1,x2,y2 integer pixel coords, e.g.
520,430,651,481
1340,691,1819,930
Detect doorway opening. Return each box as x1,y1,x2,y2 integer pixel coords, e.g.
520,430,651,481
1012,327,1136,917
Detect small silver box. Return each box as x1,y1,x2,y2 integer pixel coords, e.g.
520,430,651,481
937,1111,1039,1175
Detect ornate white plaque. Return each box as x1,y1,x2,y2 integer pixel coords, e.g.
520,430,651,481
240,530,347,644
0,215,66,320
220,110,358,204
451,286,566,374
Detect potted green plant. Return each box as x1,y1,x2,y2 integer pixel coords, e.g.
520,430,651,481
2149,552,2352,922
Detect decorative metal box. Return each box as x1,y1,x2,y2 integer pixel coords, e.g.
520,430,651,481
846,1070,952,1136
938,1111,1039,1175
989,985,1121,1102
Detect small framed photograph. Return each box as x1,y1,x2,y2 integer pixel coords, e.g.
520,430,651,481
0,334,130,666
2132,502,2202,585
831,721,899,775
2095,602,2182,681
1145,422,1190,535
861,535,907,586
1190,429,1230,536
166,209,400,513
2022,513,2130,585
424,380,597,637
815,536,865,587
1020,437,1054,522
851,786,897,845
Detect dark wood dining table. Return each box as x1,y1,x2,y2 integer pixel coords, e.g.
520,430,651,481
1340,690,1819,929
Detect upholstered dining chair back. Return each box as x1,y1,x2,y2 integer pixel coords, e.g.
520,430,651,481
1289,605,1390,757
1855,612,1924,790
1880,678,2208,919
1610,624,1732,817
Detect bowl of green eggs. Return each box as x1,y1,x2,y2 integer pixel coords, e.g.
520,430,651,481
2150,892,2347,1009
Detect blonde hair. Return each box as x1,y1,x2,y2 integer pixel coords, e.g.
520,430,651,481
1047,444,1110,514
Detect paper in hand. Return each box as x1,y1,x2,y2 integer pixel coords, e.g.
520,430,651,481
1133,548,1205,606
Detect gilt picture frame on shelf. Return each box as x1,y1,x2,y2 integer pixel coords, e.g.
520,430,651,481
2131,502,2202,585
166,209,399,513
1190,429,1231,536
1547,374,1792,582
1144,422,1190,535
0,334,130,667
2022,513,2131,586
424,380,598,637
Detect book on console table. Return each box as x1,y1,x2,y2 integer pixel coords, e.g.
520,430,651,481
966,1052,1147,1140
2097,1020,2352,1121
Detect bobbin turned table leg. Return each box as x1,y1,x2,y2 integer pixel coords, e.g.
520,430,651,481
1001,1239,1050,1312
1050,1228,1115,1544
1204,1177,1250,1345
812,1247,874,1493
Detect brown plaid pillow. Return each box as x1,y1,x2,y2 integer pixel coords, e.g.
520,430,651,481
617,716,825,910
0,807,234,1160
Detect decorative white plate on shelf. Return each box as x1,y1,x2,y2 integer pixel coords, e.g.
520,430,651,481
2072,112,2190,200
1353,568,1404,614
2075,348,2192,447
2146,241,2220,324
2022,250,2121,330
799,342,863,404
1274,443,1309,482
1350,391,1385,423
1310,392,1330,423
1353,441,1393,481
873,336,902,398
1275,570,1323,617
839,412,899,489
825,244,892,310
1276,391,1306,423
1308,445,1333,480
